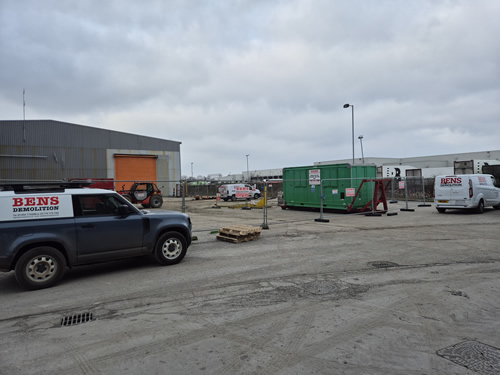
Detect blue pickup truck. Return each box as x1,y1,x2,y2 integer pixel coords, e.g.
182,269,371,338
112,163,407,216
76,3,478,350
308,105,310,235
0,182,192,290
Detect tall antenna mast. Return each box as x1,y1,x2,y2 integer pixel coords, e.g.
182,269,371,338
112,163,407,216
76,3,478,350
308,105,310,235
23,89,26,142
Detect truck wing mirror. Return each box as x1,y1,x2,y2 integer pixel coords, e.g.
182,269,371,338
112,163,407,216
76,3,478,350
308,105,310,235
117,205,130,216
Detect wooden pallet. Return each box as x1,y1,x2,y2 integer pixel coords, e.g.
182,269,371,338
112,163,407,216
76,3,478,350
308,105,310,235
216,225,262,243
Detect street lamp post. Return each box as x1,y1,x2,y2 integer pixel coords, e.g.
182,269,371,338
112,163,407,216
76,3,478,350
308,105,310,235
191,162,193,179
246,154,250,183
343,104,355,166
358,135,364,164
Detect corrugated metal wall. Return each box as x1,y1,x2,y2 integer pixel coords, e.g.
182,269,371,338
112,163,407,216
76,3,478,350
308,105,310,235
0,120,181,181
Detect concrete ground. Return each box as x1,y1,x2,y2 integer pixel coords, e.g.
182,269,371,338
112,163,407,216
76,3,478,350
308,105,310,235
1,198,499,374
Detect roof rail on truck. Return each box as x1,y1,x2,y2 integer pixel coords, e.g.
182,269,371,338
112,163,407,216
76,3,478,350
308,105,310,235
0,181,92,193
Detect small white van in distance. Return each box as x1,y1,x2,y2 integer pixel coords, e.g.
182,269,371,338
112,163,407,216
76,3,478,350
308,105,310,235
219,184,261,201
434,174,500,213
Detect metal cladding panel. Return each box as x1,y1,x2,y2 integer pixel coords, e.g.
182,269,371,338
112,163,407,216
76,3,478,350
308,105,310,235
0,120,181,181
282,164,377,211
0,120,180,150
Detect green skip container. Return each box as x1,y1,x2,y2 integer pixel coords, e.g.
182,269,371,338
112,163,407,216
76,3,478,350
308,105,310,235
280,163,378,212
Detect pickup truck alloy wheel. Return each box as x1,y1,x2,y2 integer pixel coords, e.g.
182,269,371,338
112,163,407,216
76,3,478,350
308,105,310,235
154,231,187,265
15,247,66,290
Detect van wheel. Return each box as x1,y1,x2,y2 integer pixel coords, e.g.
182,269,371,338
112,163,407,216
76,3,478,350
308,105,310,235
154,231,187,265
437,208,446,213
223,198,228,202
254,193,260,199
476,199,485,214
231,195,236,201
15,247,66,290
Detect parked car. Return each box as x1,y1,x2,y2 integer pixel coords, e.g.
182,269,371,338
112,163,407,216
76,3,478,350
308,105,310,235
434,174,500,213
0,182,192,290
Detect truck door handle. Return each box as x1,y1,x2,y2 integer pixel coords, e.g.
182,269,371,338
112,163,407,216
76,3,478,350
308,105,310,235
81,224,95,228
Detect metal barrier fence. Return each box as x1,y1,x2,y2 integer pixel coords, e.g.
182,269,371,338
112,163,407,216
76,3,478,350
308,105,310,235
55,177,433,203
386,177,435,201
64,176,435,211
6,177,436,226
176,177,435,223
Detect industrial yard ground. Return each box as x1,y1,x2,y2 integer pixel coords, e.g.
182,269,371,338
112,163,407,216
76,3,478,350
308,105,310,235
1,198,499,374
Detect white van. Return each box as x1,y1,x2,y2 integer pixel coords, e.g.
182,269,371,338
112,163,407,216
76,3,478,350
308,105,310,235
434,174,500,213
219,184,261,201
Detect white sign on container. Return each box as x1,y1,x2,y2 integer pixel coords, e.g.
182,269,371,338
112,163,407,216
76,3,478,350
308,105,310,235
346,188,355,197
309,169,321,185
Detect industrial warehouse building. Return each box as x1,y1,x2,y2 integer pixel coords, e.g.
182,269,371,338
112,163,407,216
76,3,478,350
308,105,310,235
316,150,500,178
0,120,181,196
222,151,500,183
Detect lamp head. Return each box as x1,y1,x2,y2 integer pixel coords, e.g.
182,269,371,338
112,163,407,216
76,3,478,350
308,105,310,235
343,104,350,108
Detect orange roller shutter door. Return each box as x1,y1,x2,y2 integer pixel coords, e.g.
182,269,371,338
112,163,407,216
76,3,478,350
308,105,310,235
114,155,157,191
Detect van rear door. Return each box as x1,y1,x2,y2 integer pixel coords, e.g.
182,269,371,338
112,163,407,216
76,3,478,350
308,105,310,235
450,176,469,204
435,176,468,204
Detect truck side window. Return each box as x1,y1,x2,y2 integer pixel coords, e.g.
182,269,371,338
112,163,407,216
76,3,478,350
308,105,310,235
77,195,124,216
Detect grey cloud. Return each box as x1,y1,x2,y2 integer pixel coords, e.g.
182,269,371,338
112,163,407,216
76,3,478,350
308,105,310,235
1,0,499,176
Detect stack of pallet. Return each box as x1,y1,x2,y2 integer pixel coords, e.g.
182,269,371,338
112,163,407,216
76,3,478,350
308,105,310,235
216,225,261,243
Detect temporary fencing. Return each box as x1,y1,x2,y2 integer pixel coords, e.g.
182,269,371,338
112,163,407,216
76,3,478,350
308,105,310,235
65,177,437,230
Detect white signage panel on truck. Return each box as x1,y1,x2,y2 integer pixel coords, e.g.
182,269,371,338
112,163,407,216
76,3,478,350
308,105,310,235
0,194,73,221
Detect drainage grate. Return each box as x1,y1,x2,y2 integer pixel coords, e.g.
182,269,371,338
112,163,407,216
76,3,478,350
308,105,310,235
437,341,500,375
368,261,399,269
61,312,94,327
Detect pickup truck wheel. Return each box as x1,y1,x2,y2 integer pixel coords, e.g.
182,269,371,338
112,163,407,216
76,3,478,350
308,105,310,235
149,195,163,208
15,247,66,290
154,231,187,265
476,199,485,214
437,208,446,213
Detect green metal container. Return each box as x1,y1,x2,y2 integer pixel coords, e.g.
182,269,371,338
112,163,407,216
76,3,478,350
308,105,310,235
281,163,377,212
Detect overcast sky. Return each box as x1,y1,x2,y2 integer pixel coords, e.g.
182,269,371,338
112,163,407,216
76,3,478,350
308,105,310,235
1,0,499,177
